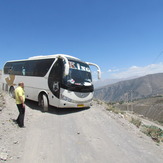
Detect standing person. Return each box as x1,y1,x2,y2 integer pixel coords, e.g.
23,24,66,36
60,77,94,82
15,82,25,128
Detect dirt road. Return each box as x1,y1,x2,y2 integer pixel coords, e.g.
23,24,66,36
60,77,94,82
0,93,163,163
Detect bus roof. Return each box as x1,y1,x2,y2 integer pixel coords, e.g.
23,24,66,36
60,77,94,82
4,54,83,65
28,54,80,60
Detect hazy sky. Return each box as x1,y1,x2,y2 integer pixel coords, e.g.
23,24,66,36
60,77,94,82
0,0,163,80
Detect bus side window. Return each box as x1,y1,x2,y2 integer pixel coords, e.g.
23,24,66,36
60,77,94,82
12,61,25,75
24,59,54,77
4,62,13,74
22,67,26,76
49,59,63,81
9,67,13,74
25,61,35,76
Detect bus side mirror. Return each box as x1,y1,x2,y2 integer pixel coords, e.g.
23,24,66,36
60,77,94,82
86,62,101,80
57,54,69,76
97,70,101,79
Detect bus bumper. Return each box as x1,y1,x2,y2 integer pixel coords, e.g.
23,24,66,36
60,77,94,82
58,100,92,108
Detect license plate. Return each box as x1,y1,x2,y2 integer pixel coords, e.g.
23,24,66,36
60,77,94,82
77,104,84,107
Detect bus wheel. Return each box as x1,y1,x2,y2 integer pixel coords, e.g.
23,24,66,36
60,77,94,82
40,94,49,112
9,86,15,99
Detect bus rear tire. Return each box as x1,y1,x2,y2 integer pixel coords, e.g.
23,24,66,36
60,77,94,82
9,86,15,99
40,94,49,112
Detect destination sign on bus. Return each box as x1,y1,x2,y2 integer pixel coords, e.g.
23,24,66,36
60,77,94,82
69,61,91,72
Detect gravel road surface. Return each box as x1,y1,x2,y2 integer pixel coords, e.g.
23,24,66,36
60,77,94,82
0,92,163,163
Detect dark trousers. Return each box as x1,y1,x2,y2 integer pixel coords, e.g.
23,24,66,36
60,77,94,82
16,104,25,127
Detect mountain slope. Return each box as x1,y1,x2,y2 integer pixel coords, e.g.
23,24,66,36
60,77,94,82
94,73,163,102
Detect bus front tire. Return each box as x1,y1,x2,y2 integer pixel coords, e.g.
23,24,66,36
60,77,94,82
40,94,49,112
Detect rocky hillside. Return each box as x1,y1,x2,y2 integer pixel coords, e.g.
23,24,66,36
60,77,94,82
94,73,163,102
113,96,163,123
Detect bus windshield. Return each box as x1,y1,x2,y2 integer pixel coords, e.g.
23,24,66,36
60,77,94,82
62,60,93,92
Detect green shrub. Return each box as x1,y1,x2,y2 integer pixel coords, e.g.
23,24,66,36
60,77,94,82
130,117,142,128
141,125,163,143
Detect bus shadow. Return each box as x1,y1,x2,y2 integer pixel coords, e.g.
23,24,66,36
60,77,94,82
49,107,90,115
25,99,42,111
25,99,90,115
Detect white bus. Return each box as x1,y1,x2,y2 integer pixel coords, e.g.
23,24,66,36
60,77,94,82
1,54,101,111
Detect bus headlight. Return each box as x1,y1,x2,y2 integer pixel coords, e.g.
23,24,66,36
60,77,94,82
61,95,72,102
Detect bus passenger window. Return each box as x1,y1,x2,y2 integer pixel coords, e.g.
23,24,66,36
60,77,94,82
22,67,26,76
9,67,13,74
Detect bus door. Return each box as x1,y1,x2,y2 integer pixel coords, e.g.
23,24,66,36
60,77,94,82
48,58,63,106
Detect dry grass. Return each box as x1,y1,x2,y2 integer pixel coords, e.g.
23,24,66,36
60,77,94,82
106,103,125,114
130,117,142,128
141,125,163,143
130,117,163,143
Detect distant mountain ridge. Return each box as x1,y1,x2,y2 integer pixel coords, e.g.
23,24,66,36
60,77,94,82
94,73,163,102
93,76,139,89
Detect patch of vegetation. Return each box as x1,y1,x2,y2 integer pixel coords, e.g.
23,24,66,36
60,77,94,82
141,125,163,143
158,120,163,125
106,104,125,114
118,101,125,104
130,117,163,143
130,117,142,128
93,99,103,105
